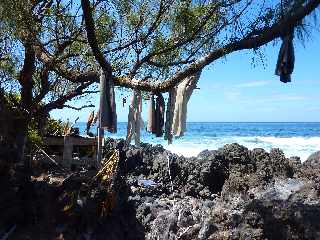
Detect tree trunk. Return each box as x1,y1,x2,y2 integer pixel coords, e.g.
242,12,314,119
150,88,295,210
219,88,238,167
15,118,30,170
17,38,36,225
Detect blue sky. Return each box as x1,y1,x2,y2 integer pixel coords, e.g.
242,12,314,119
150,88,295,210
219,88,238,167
51,30,320,122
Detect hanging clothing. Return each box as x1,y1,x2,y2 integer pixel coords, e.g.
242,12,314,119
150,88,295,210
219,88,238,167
86,111,94,135
99,69,117,133
155,93,165,137
147,94,156,133
171,71,201,138
93,110,99,125
164,89,176,144
126,90,143,146
63,120,71,136
275,30,295,83
147,93,165,137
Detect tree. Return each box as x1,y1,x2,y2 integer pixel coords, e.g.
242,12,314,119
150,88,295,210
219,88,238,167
0,0,319,164
80,0,320,91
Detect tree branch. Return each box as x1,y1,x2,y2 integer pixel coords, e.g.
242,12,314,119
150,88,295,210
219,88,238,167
63,104,94,110
33,65,49,104
19,38,36,112
104,0,171,54
38,0,320,93
80,0,113,76
35,45,100,84
39,81,92,113
122,0,320,92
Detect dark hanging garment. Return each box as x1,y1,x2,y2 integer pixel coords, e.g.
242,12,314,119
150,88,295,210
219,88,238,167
275,31,295,83
99,69,117,133
155,93,165,137
164,89,176,144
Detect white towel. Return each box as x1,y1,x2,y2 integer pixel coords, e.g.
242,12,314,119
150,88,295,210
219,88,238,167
126,90,143,146
171,71,201,137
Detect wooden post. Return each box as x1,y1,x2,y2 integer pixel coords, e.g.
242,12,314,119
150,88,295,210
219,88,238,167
63,136,73,168
96,126,103,168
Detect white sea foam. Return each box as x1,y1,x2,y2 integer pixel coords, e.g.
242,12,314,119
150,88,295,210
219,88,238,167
257,136,320,146
165,144,203,157
77,122,320,162
163,136,320,162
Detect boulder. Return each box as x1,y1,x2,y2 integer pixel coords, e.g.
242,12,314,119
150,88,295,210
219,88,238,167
96,139,320,240
304,151,320,168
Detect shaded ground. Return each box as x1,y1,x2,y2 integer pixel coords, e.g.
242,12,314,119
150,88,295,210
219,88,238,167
1,139,320,239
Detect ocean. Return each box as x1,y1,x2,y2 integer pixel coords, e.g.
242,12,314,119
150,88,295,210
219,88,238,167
74,122,320,162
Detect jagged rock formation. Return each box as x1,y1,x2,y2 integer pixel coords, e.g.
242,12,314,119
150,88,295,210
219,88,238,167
2,139,320,239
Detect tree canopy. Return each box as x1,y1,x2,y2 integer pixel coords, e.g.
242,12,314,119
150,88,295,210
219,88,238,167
0,0,319,127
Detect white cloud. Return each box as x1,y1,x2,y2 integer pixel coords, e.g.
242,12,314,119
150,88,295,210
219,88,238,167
235,80,271,88
306,106,320,111
224,90,241,101
205,83,224,91
270,94,306,101
240,94,306,105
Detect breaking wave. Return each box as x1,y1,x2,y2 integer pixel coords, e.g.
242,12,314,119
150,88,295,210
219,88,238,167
75,122,320,162
163,136,320,161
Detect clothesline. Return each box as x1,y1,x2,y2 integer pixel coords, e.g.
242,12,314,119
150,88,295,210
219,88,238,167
87,26,296,156
85,70,202,148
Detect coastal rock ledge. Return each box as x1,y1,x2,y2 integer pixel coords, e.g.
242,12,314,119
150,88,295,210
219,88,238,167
1,140,320,240
102,139,320,240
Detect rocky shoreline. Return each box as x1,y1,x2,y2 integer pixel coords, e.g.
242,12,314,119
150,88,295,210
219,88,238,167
100,139,320,240
2,139,320,239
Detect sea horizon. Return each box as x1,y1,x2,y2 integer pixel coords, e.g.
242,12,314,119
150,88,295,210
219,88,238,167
74,122,320,162
76,121,320,123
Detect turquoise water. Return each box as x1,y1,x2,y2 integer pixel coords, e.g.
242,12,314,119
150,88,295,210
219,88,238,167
75,122,320,161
